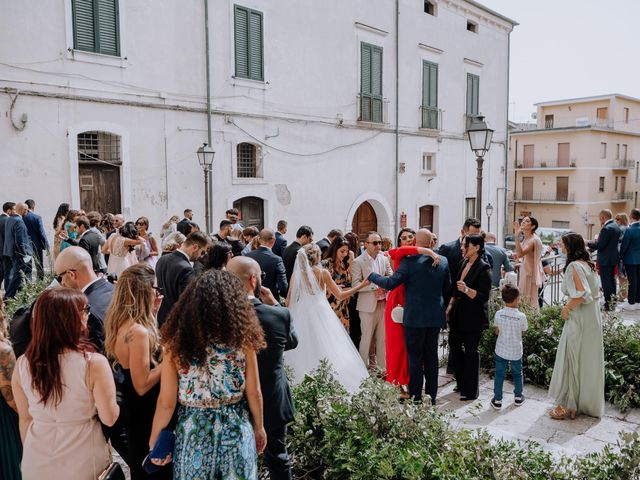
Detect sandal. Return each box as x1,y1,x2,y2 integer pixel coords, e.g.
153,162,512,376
548,405,576,420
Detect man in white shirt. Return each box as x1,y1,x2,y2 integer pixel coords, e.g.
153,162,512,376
352,231,392,370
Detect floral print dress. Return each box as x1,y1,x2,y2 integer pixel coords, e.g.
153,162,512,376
321,258,351,329
173,345,257,480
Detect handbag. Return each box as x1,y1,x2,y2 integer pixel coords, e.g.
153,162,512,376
98,463,125,480
391,304,404,324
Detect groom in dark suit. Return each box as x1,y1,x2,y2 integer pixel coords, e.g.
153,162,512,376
228,256,298,480
368,229,450,405
587,209,622,310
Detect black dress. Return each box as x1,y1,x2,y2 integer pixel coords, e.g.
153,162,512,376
121,368,172,479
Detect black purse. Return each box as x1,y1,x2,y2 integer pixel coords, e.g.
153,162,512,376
98,462,125,480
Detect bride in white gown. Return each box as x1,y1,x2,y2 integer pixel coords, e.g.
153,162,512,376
285,244,370,392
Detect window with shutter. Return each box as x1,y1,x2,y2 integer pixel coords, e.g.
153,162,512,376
466,73,480,119
421,61,438,129
234,5,264,81
360,42,383,123
72,0,120,56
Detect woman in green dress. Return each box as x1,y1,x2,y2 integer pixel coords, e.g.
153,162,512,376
0,304,22,479
548,232,605,419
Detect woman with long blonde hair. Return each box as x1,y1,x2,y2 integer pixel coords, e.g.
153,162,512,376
104,263,168,479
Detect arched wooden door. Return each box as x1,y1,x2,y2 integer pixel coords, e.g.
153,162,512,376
351,201,377,240
233,196,264,229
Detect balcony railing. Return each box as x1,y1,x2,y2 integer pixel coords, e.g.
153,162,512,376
613,159,634,169
420,106,441,130
533,116,613,130
514,193,575,203
612,192,634,202
515,159,577,169
358,94,388,124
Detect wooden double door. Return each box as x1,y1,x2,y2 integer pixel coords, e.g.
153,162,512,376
233,196,264,229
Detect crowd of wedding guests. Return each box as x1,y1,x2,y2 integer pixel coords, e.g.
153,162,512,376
0,198,636,479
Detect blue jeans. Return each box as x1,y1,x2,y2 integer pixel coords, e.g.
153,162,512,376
493,353,523,401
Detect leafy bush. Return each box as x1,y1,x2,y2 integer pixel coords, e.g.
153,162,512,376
479,302,640,411
266,362,640,479
4,273,53,318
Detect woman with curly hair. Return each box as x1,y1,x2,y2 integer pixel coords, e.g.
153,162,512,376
106,221,144,277
149,270,267,478
11,288,119,479
548,232,604,419
104,264,167,479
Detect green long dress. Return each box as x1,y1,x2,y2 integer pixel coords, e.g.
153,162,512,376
0,393,22,479
549,261,605,417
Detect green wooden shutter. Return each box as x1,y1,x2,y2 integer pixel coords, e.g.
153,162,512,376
73,0,96,52
234,5,263,81
422,61,438,128
360,42,383,123
234,6,249,78
96,0,119,56
248,10,263,80
466,73,479,116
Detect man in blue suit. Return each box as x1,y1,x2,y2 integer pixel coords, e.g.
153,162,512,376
620,208,640,310
3,202,33,298
0,202,16,293
247,229,288,302
23,199,50,280
587,209,622,310
368,229,450,405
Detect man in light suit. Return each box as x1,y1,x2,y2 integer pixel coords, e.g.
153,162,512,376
247,229,288,301
228,256,298,480
368,229,450,404
0,202,16,292
587,209,622,310
3,203,32,299
620,208,640,310
352,231,392,369
23,199,50,280
155,231,209,327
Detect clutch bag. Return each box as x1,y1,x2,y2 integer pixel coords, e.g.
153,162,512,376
391,305,404,324
98,462,125,480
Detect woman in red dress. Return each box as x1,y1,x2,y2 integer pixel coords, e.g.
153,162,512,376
385,228,439,396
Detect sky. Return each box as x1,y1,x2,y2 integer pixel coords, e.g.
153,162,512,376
477,0,640,122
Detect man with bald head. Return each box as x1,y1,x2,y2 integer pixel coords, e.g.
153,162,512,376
588,208,622,310
228,256,297,480
3,202,33,298
368,229,450,405
247,228,288,302
54,246,115,351
484,232,513,287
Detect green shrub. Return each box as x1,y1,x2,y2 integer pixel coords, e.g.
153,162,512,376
266,362,640,479
4,273,53,318
479,303,640,412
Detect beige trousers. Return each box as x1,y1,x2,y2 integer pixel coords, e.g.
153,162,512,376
358,301,386,369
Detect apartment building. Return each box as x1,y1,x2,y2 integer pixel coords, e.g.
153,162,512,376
1,0,515,242
509,94,640,238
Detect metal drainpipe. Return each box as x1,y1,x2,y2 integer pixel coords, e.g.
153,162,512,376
503,29,511,242
394,0,400,237
204,0,213,233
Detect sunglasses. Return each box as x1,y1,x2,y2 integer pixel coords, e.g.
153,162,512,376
255,271,266,280
368,241,382,246
82,304,92,314
135,222,146,227
55,269,77,283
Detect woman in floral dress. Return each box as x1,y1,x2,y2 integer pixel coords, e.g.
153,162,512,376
149,270,266,479
321,236,354,329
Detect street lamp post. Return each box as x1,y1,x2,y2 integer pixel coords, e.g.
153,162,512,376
485,203,494,232
466,115,494,221
197,143,215,234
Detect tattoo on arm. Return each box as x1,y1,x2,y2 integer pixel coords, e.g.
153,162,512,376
0,385,14,404
0,347,16,382
124,331,134,344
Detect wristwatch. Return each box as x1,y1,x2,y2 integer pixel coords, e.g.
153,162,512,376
464,286,469,294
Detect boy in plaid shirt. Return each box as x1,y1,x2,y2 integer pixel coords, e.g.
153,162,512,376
491,285,528,409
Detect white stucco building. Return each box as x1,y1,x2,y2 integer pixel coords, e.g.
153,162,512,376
0,0,515,244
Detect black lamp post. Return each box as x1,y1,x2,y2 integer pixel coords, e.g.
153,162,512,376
485,203,494,232
197,143,215,234
466,115,494,221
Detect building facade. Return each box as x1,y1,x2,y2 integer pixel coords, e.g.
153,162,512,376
509,94,640,238
1,0,514,245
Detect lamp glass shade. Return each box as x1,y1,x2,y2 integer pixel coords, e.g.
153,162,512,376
485,203,494,216
466,116,494,157
197,144,215,167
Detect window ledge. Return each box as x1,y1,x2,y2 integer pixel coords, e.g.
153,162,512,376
231,76,269,90
232,177,267,185
66,49,127,68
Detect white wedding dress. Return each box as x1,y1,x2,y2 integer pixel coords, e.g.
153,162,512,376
285,249,369,393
